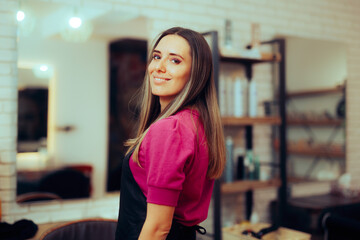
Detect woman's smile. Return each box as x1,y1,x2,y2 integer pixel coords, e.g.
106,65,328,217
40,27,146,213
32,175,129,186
153,76,171,84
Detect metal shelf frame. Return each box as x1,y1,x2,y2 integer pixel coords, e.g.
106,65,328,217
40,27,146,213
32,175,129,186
202,31,287,240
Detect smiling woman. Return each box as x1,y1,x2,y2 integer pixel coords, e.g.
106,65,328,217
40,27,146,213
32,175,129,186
115,27,226,240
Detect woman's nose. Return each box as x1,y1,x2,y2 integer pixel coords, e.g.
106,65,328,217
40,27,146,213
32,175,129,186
155,59,166,72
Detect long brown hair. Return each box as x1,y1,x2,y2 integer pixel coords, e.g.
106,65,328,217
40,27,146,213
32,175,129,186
125,27,225,179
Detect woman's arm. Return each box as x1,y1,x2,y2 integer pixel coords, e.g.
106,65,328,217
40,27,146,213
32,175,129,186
138,203,175,240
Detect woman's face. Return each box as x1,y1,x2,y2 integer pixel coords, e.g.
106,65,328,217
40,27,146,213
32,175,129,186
148,34,192,109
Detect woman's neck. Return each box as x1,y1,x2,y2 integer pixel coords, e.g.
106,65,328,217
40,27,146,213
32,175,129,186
159,97,173,112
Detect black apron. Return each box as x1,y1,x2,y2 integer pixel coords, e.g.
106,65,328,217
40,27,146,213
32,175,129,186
115,150,206,240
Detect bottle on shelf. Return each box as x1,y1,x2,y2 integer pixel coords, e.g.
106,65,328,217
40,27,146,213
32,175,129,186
226,76,234,116
243,150,261,180
247,150,255,180
254,155,260,180
236,155,245,180
248,79,257,117
235,147,246,180
224,19,233,50
219,73,227,116
243,150,253,180
250,211,259,224
233,77,247,117
225,136,234,183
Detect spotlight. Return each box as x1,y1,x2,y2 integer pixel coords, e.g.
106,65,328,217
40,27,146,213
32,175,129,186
16,8,35,36
33,64,53,79
17,10,25,22
69,16,82,29
39,65,49,72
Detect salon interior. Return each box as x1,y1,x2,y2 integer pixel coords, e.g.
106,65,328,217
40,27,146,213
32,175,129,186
0,0,359,239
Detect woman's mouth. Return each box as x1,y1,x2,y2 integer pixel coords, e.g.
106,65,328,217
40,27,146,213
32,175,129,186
153,76,170,83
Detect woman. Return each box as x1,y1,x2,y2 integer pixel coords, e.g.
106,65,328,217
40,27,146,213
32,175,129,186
116,27,225,240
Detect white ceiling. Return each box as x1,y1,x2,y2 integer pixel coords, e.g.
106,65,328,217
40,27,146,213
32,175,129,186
20,0,148,41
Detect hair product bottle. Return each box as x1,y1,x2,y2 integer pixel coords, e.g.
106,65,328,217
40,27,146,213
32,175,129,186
226,76,234,116
248,79,257,117
234,77,246,117
225,136,234,183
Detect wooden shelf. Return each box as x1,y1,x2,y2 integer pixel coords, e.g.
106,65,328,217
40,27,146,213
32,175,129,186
287,177,334,184
274,140,345,158
221,179,281,194
287,145,345,158
287,118,344,126
220,52,281,64
222,116,281,126
286,85,344,98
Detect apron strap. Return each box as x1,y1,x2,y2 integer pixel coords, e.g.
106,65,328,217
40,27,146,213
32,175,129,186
193,225,206,235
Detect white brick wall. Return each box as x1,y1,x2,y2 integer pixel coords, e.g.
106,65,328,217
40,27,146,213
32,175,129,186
0,0,359,230
0,0,18,223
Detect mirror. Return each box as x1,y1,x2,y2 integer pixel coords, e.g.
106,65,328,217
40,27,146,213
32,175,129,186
284,36,347,182
17,66,50,153
16,0,148,203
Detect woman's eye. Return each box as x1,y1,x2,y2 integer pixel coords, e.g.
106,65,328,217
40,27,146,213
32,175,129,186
153,54,161,60
171,58,181,64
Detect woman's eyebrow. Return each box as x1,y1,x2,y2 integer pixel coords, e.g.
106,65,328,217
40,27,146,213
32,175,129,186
153,49,184,60
170,52,184,60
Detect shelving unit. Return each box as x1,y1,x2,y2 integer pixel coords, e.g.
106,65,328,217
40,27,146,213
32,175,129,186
285,84,346,179
203,31,287,240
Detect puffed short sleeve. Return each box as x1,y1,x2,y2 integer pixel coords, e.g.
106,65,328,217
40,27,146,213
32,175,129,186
141,117,195,207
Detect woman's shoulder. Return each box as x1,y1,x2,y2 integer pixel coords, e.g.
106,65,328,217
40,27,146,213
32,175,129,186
143,109,205,151
149,108,200,135
169,108,200,122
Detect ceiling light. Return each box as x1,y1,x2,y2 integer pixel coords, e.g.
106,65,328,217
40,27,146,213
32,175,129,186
69,16,82,29
39,65,49,72
60,6,93,43
61,20,93,43
17,10,25,22
16,8,36,36
33,64,53,79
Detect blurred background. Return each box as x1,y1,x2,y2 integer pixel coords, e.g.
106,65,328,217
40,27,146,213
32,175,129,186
0,0,359,239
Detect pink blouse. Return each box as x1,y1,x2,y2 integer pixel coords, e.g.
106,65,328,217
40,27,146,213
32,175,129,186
129,109,214,226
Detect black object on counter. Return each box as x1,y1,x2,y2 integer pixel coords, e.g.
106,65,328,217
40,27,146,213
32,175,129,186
0,219,38,240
